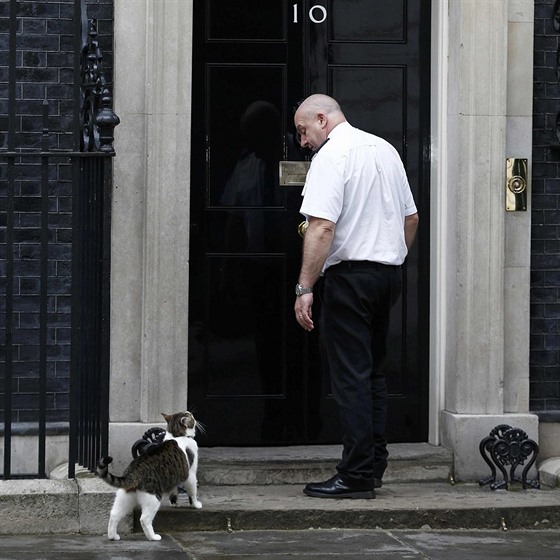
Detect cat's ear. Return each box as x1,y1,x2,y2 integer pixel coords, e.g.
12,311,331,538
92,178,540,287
161,413,170,422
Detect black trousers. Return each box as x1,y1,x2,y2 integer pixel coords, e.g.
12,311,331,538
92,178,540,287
320,260,402,487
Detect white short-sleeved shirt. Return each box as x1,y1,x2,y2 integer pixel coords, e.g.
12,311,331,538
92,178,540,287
300,122,417,271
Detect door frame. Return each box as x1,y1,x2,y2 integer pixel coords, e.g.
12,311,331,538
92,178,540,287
108,0,448,451
428,0,448,446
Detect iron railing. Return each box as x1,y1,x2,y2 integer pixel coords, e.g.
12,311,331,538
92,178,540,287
1,0,118,479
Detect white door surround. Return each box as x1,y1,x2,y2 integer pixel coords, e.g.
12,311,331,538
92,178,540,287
109,0,537,480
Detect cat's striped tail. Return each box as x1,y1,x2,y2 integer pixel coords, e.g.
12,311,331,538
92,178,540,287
96,456,126,488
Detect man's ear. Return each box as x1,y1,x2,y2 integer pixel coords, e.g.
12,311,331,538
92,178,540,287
317,112,327,128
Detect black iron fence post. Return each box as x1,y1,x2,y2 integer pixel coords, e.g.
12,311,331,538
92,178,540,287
2,0,18,481
68,0,119,476
38,99,50,479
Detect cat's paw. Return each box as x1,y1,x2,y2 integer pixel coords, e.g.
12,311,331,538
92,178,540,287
192,500,202,509
108,533,120,541
149,534,162,541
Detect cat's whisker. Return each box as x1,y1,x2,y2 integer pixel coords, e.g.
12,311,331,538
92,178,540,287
195,421,207,436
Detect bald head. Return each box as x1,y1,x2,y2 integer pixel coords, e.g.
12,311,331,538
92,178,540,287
294,94,347,150
296,93,346,122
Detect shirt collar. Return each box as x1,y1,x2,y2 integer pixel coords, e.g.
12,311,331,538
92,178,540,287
313,121,350,155
312,137,330,156
328,121,351,139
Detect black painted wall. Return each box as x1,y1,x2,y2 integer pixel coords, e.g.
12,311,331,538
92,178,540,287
532,0,560,419
0,0,113,424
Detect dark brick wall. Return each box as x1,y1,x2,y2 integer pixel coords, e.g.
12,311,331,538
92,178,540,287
532,0,560,417
0,0,113,424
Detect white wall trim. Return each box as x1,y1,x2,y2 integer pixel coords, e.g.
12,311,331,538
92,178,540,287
429,0,449,445
111,0,193,425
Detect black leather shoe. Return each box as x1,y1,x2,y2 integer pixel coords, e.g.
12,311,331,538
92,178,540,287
303,475,376,499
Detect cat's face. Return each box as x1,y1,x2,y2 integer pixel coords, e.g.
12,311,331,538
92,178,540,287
161,411,197,438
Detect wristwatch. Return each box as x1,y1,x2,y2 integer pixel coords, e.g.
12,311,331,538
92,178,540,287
295,283,313,297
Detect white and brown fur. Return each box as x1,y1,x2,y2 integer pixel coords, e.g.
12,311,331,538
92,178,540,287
96,411,202,541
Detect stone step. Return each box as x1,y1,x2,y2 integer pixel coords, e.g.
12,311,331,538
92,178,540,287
154,482,560,533
198,443,453,486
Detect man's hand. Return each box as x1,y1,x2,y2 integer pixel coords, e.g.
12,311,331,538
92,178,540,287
295,293,314,331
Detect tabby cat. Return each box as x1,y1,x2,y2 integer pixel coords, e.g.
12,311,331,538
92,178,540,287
96,411,202,541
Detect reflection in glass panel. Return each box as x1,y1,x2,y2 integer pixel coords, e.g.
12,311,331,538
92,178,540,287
332,66,405,154
205,256,285,397
208,0,284,41
331,0,405,42
208,66,284,208
206,211,285,254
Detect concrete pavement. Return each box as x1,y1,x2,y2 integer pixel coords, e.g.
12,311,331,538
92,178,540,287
0,529,559,559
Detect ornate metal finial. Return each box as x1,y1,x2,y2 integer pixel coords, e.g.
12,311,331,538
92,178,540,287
96,87,120,152
80,15,119,152
131,427,166,458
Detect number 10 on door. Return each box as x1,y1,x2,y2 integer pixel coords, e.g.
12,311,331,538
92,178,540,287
293,3,327,24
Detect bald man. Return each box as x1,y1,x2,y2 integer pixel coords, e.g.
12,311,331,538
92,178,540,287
293,94,419,499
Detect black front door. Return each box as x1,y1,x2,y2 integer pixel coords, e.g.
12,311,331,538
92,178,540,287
189,0,431,446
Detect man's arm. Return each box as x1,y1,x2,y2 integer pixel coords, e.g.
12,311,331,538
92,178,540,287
299,217,335,287
404,212,419,251
294,217,335,331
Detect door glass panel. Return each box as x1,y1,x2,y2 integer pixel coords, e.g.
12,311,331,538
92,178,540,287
208,65,284,208
330,0,406,42
331,66,405,154
208,0,285,41
205,256,285,397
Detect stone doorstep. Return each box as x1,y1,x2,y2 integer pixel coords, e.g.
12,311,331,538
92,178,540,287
198,443,454,485
158,442,559,533
154,482,560,533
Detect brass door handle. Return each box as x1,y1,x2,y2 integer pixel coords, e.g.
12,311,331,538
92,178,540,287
298,221,308,238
